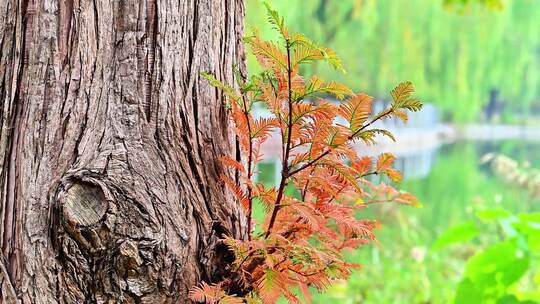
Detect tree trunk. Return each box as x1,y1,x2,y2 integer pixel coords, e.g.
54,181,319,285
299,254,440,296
0,0,246,302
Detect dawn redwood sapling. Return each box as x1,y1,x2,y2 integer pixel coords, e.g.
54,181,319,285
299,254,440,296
190,4,423,303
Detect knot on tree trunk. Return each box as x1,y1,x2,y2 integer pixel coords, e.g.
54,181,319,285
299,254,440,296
59,181,114,255
63,182,107,226
50,173,173,303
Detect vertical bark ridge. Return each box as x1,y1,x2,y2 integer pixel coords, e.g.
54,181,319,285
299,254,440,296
1,0,35,297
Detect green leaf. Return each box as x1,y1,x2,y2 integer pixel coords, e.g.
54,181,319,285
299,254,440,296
454,278,485,304
320,47,345,73
454,240,530,303
289,33,345,72
304,76,353,100
263,2,288,40
475,207,512,222
433,222,480,250
200,71,240,102
516,212,540,232
465,240,529,288
390,81,423,112
356,129,396,145
497,295,538,304
526,234,540,253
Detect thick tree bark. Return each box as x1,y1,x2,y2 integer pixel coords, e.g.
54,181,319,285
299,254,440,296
0,0,246,303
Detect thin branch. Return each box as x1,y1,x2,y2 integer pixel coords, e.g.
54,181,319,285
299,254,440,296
288,109,394,177
265,39,294,238
288,149,330,177
326,184,347,205
241,95,255,241
362,194,404,206
288,263,332,277
301,167,316,202
233,248,260,272
361,171,378,178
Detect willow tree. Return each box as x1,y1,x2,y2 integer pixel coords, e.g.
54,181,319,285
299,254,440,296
247,0,540,122
0,0,247,302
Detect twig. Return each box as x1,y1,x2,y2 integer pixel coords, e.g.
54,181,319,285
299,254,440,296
241,95,254,241
265,39,294,238
288,109,394,177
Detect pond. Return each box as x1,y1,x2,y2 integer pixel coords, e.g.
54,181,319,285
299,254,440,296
256,138,540,303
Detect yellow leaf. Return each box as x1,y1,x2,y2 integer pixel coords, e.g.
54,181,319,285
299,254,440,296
376,153,396,172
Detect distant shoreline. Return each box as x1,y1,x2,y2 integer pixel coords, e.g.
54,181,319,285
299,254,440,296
454,124,540,141
259,124,540,159
350,124,540,156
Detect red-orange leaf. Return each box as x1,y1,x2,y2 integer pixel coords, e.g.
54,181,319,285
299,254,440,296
221,156,245,173
221,174,249,211
353,156,372,175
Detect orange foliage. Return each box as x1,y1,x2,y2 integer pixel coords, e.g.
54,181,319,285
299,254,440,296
193,3,422,303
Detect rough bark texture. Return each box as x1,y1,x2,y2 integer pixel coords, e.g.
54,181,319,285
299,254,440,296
0,0,247,302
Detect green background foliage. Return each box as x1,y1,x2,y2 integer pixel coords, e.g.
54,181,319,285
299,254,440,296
246,0,540,122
